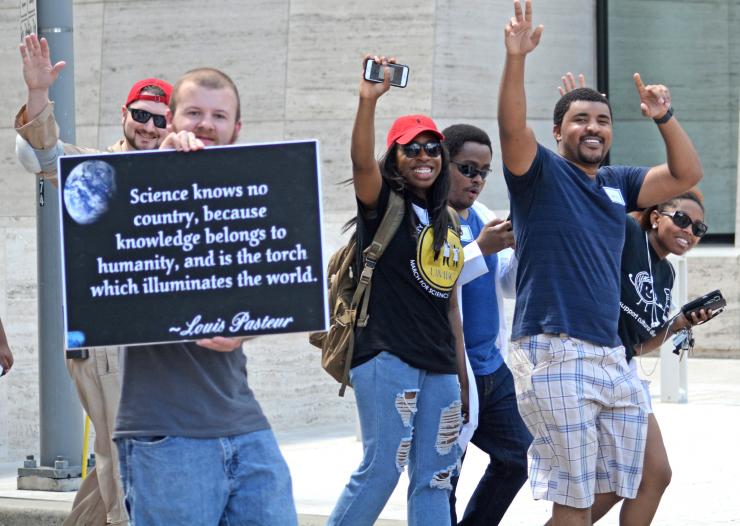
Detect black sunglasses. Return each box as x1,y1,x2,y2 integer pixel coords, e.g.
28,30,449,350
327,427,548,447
128,108,167,129
451,161,492,180
660,211,708,237
400,141,442,158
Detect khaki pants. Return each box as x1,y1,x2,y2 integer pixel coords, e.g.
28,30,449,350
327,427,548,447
64,347,128,526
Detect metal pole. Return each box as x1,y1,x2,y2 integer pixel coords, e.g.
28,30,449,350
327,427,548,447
661,254,688,403
36,0,82,468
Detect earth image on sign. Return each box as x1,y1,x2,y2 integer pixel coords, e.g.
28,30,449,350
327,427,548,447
63,160,117,225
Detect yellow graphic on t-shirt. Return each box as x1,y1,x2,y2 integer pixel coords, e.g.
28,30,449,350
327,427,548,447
415,225,464,292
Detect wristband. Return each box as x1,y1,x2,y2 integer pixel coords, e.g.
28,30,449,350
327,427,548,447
653,106,673,125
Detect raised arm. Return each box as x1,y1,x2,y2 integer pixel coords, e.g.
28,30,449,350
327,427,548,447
498,0,543,176
633,73,703,208
19,34,66,122
352,55,392,208
0,317,13,376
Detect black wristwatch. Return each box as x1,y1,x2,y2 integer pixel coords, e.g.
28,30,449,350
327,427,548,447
653,106,674,125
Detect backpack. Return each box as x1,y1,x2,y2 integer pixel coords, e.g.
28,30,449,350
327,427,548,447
309,192,462,396
309,190,405,396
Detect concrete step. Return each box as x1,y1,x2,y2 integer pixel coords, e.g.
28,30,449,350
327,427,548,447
0,498,70,526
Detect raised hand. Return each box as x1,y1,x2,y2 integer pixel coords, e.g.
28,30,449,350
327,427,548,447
558,72,586,96
19,34,65,92
634,73,672,119
359,54,393,101
504,0,544,56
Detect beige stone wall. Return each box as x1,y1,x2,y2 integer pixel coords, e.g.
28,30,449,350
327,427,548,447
0,0,736,462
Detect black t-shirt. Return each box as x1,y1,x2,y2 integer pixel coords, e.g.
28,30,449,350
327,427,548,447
618,216,675,361
352,182,464,373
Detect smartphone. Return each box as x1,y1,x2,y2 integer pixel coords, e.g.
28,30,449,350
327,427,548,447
681,289,726,321
364,61,409,88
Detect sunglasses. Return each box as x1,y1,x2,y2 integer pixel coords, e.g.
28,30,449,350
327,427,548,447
400,141,442,158
660,211,708,237
128,108,167,129
451,161,492,180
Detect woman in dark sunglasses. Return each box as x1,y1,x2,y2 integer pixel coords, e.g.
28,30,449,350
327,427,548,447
327,55,468,526
589,190,709,525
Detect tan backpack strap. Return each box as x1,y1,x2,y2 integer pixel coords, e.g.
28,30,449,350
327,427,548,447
354,190,405,325
337,191,405,394
447,205,461,234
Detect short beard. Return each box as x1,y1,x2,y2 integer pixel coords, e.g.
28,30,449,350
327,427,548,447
123,127,158,151
576,144,607,166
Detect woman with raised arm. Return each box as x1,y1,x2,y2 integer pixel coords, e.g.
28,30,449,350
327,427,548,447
327,55,468,526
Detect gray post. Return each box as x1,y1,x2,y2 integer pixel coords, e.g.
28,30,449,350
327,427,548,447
36,0,82,468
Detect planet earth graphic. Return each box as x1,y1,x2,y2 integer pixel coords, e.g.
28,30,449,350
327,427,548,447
63,160,117,225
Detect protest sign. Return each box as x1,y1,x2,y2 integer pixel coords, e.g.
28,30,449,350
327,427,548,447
59,141,326,348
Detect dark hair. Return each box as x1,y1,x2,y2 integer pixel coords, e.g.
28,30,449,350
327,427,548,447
171,68,241,122
378,142,451,258
553,88,612,128
441,124,492,159
638,191,705,231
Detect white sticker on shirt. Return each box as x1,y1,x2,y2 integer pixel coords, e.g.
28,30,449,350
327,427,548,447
460,225,474,242
603,186,625,206
412,204,429,225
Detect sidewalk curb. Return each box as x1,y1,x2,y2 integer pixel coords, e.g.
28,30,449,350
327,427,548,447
0,501,408,526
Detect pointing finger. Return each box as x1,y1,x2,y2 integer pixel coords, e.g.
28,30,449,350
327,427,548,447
633,72,645,94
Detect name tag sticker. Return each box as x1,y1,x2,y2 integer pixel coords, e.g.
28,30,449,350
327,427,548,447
603,186,625,206
460,225,474,242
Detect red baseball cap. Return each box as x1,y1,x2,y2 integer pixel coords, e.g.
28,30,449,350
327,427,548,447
386,114,444,148
125,78,173,107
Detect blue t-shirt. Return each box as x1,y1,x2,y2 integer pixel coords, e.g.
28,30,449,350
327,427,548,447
460,208,503,376
503,144,647,347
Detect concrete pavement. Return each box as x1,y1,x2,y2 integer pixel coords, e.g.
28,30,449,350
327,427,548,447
1,356,739,525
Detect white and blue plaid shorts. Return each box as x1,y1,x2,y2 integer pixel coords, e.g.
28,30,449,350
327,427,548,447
510,334,648,509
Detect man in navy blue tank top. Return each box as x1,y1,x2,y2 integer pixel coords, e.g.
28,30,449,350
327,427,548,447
498,2,703,525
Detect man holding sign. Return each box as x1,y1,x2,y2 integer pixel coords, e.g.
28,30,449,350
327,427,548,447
15,34,172,526
111,68,298,525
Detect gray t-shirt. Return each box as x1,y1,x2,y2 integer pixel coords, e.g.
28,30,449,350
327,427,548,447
114,342,269,438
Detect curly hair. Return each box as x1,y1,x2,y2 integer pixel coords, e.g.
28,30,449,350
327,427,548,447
553,87,611,128
441,124,492,159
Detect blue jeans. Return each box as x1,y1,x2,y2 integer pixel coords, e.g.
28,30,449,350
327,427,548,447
328,351,463,526
116,429,297,525
450,365,532,525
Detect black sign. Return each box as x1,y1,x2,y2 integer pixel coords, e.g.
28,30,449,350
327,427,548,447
58,141,327,348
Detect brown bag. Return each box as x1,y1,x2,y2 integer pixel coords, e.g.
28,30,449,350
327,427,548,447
309,191,405,396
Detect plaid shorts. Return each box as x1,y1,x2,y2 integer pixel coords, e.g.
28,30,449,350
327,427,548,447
510,334,648,508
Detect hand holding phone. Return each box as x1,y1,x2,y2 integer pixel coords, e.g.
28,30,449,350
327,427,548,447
681,289,726,324
364,58,409,88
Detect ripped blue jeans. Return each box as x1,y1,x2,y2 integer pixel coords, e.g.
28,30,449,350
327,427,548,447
327,351,462,526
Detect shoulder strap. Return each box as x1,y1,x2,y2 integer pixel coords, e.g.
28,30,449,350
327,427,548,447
353,190,405,321
447,205,461,234
337,191,404,396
